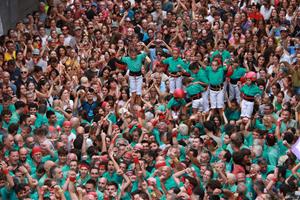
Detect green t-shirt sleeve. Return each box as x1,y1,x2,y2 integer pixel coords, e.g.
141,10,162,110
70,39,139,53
121,56,129,64
140,53,147,60
162,58,169,65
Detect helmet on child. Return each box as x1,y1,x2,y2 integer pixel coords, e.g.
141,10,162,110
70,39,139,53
173,88,185,99
245,71,257,81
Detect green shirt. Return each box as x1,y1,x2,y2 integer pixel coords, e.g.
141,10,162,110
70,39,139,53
230,66,247,80
10,112,20,124
102,172,123,184
0,104,15,114
162,57,189,73
206,66,226,85
35,113,48,128
189,68,209,84
186,84,204,96
152,128,163,146
263,144,279,167
211,50,231,62
225,108,241,121
0,187,17,200
155,176,178,191
240,83,262,97
121,53,146,72
167,97,186,109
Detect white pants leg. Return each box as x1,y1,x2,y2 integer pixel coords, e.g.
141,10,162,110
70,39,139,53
192,98,203,112
241,99,254,118
169,76,182,93
129,75,143,96
235,85,241,103
169,77,176,93
175,76,183,90
229,83,235,101
210,89,224,109
135,75,143,95
229,83,241,103
202,90,209,112
223,81,228,102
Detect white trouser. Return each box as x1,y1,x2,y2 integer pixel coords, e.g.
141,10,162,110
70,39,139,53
129,75,143,95
192,90,209,112
209,88,224,109
241,99,254,118
192,98,203,112
169,76,183,94
229,83,241,103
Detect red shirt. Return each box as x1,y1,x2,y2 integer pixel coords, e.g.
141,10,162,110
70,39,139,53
248,11,264,21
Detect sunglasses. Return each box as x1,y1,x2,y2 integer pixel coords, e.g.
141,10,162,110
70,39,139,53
21,71,28,74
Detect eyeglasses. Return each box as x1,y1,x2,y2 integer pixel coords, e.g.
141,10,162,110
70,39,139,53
88,27,94,30
21,71,28,74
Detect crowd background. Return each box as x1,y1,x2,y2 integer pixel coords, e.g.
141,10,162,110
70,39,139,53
0,0,299,199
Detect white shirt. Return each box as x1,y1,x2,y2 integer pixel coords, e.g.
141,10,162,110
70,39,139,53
260,5,274,21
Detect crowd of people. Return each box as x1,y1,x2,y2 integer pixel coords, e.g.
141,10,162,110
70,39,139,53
0,0,299,199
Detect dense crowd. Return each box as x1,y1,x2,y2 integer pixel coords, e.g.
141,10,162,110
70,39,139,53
0,0,299,199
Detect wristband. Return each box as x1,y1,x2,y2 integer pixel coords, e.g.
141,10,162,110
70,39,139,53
172,131,178,138
2,168,9,175
133,157,139,164
69,176,76,182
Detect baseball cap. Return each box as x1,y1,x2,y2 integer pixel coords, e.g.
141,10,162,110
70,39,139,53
74,26,81,31
32,49,40,55
111,21,119,28
280,27,288,32
91,2,97,7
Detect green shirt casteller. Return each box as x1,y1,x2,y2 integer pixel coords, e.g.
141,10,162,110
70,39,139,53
230,66,247,80
121,53,147,72
189,68,209,84
167,97,186,109
162,57,189,73
211,50,231,62
240,83,262,97
206,66,226,85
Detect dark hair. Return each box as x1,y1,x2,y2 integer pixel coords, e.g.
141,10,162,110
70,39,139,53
279,183,291,196
266,134,277,146
203,121,216,133
283,131,294,144
233,151,244,165
189,62,200,70
33,65,43,73
223,150,232,162
86,179,97,188
19,114,30,125
50,165,59,178
131,190,150,200
8,123,19,135
107,181,118,189
37,78,48,91
2,109,12,116
206,179,222,191
46,110,56,119
14,101,26,110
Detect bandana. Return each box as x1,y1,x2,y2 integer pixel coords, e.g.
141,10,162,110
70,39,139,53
155,161,166,169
